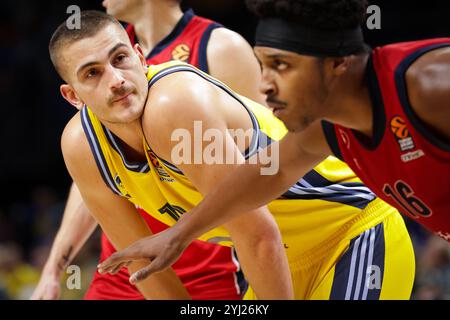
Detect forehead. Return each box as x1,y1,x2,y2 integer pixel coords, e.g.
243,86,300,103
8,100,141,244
254,46,298,59
62,24,132,71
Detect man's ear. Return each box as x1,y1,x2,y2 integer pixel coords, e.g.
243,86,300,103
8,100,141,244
133,43,147,69
60,84,84,110
329,56,351,76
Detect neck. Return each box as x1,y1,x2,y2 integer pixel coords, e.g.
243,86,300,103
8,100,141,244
325,54,374,137
125,1,183,57
105,120,146,161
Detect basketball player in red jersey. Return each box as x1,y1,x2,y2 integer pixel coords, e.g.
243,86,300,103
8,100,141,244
32,0,263,300
98,0,450,282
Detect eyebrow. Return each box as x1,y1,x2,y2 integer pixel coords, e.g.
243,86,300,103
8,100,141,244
76,42,128,77
265,53,291,59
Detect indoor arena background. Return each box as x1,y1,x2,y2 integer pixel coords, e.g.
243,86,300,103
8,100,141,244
0,0,449,299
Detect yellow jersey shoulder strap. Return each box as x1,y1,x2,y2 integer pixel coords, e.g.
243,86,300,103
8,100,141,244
80,107,124,196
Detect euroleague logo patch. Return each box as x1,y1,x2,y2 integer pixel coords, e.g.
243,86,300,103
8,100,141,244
147,148,161,168
146,148,174,182
390,115,425,162
390,116,414,151
171,44,191,62
390,116,409,139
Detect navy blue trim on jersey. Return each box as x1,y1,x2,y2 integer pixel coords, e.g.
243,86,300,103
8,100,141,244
330,223,385,300
147,64,263,173
102,126,150,173
351,56,387,151
197,23,223,73
281,169,376,209
394,42,450,152
243,130,273,160
159,157,184,175
321,120,343,161
146,9,195,60
232,248,248,298
80,107,122,196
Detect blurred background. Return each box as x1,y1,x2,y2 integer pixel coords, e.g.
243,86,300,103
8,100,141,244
0,0,449,300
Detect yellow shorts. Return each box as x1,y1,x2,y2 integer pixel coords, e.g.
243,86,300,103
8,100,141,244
244,199,415,300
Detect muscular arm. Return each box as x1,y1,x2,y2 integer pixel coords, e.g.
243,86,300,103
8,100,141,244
174,121,330,243
31,183,97,300
61,113,190,299
99,120,330,282
207,28,266,105
142,74,293,299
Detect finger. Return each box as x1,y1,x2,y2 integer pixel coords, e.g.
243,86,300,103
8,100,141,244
109,260,131,275
129,260,165,284
98,251,133,273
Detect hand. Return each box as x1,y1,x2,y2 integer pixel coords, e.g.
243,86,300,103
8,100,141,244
97,228,189,284
30,269,61,300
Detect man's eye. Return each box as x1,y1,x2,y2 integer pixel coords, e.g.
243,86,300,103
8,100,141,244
273,60,288,71
115,54,128,64
86,69,98,78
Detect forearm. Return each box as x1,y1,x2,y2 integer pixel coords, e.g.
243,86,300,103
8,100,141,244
230,214,293,299
173,135,325,244
174,161,296,244
43,183,98,277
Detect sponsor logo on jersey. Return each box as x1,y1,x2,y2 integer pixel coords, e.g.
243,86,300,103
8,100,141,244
390,115,425,162
390,115,414,151
146,148,175,182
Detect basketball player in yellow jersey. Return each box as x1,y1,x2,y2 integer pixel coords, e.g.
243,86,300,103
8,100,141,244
51,11,414,299
33,0,265,300
50,11,293,300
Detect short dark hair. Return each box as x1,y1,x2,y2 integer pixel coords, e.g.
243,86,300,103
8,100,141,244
246,0,368,30
49,10,123,80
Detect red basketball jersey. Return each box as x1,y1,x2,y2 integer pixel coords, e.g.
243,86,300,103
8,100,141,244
126,9,221,72
85,10,246,300
322,38,450,241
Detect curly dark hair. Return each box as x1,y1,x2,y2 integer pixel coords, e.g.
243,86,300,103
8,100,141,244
246,0,368,30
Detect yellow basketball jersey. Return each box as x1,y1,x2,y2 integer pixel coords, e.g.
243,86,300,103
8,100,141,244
81,61,384,258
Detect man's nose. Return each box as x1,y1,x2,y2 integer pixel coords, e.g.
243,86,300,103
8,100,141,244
108,66,125,90
259,74,277,96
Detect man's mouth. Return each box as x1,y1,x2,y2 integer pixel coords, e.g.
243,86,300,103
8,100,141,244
267,101,286,117
112,91,133,103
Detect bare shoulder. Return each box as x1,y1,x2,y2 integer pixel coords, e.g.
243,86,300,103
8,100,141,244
144,71,220,123
208,28,253,54
142,70,227,157
61,112,89,159
406,47,450,139
61,111,97,175
206,28,264,102
406,47,450,100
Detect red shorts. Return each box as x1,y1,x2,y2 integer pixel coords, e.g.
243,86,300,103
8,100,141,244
84,208,246,300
